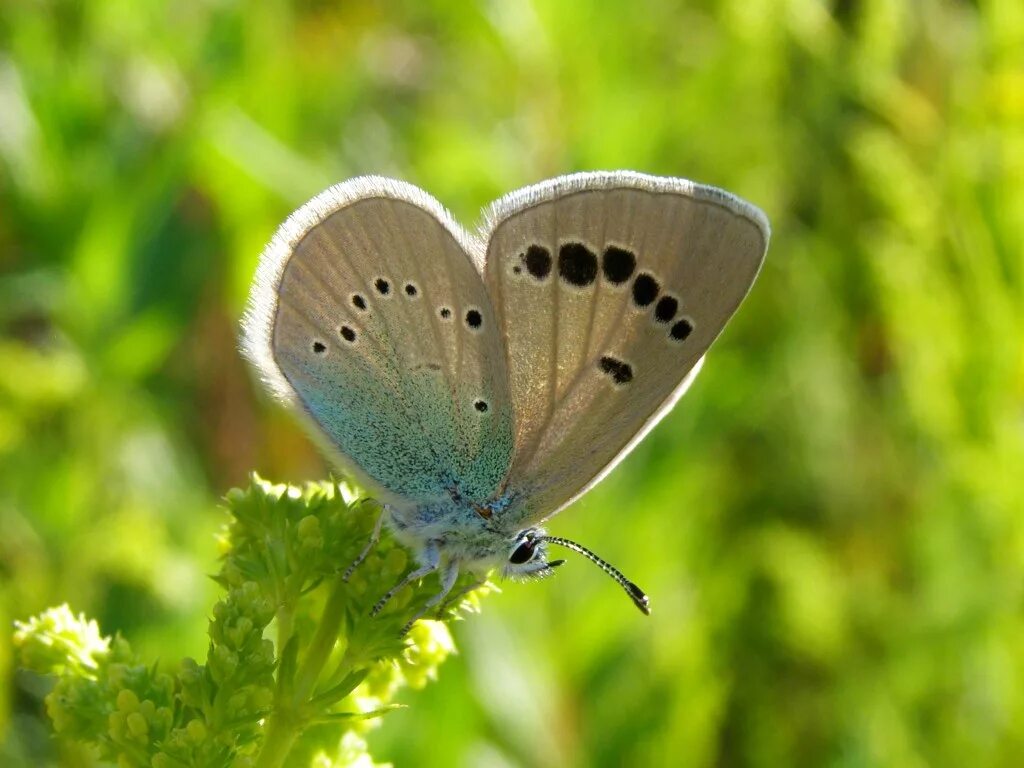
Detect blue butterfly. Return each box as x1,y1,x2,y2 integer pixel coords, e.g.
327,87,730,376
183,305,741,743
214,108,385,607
242,172,768,631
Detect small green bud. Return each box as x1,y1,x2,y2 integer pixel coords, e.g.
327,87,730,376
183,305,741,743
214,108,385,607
255,639,275,667
116,688,140,713
228,691,248,718
180,657,201,682
108,711,126,740
241,581,261,603
126,711,149,739
156,707,173,732
228,617,253,648
179,658,205,708
185,718,207,743
209,646,238,683
253,597,275,626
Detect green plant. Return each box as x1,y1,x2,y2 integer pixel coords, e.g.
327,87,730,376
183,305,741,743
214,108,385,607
14,475,487,768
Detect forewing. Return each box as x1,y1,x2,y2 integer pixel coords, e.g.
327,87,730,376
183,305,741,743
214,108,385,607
243,177,514,506
482,172,769,523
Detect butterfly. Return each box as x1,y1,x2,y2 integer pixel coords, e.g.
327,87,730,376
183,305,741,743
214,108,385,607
242,171,769,631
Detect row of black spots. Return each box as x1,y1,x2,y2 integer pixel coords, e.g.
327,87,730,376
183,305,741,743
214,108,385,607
370,278,422,298
627,272,693,341
435,304,484,332
510,243,659,317
364,276,473,330
514,243,637,287
507,243,689,346
310,324,359,355
598,355,634,385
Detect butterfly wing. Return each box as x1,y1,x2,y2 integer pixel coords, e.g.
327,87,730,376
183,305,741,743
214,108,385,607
242,177,514,507
482,172,769,525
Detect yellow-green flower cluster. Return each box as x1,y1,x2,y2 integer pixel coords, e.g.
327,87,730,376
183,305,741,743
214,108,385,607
15,609,176,766
14,474,490,768
14,604,109,678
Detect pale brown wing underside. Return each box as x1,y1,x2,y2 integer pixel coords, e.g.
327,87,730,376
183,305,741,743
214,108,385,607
482,173,769,524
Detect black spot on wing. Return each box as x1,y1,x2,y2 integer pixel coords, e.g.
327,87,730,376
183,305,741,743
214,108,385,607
351,294,367,310
558,243,598,286
632,273,659,307
670,318,693,341
340,326,356,343
312,341,326,354
465,309,482,329
602,246,636,284
523,245,552,280
439,307,452,319
598,356,633,385
374,278,391,295
474,399,489,412
654,296,678,323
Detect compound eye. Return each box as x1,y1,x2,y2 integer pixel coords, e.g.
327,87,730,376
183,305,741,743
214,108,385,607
509,540,536,565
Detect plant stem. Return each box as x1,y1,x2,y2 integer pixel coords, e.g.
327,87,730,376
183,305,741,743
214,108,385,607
254,571,350,768
294,571,349,701
253,711,300,768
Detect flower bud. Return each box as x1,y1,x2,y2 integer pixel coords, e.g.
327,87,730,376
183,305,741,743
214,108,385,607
185,718,207,743
126,711,149,739
116,689,140,713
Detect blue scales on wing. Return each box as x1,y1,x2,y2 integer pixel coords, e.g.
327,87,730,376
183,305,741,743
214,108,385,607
243,178,514,508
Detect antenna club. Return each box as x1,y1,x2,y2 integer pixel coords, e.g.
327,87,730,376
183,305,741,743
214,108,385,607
540,535,651,615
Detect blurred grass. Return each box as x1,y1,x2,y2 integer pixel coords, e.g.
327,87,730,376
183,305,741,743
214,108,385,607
1,1,1022,766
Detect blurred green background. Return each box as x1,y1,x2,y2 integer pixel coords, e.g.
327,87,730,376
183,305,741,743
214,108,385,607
2,0,1022,766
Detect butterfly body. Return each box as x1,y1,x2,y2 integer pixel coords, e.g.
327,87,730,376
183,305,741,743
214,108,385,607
243,172,769,616
385,494,547,574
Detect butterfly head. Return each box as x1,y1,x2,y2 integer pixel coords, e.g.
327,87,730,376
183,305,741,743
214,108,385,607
501,528,563,580
499,528,651,615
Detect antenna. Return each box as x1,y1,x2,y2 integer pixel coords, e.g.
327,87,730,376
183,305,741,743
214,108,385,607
541,536,650,615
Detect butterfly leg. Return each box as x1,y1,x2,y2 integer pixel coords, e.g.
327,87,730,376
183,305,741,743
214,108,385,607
370,541,440,617
399,560,460,636
342,505,387,583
